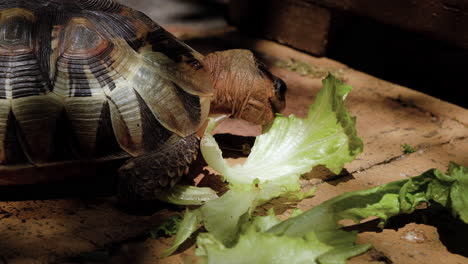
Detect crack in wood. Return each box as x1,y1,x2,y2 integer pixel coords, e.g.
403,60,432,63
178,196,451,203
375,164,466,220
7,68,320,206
387,96,438,118
369,248,394,264
364,88,468,128
386,95,468,127
352,136,467,175
314,136,467,185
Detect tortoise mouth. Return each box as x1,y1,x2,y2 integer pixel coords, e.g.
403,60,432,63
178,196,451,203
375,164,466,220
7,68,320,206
269,77,287,114
269,98,281,115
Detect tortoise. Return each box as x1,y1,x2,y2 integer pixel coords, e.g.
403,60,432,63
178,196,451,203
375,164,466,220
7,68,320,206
0,0,286,200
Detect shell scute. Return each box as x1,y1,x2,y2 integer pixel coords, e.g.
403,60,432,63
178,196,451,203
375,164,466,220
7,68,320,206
11,92,63,163
64,95,106,156
0,100,9,163
0,9,47,100
0,8,35,48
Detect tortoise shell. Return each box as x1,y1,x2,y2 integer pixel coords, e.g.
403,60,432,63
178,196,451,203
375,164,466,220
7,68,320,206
0,0,213,175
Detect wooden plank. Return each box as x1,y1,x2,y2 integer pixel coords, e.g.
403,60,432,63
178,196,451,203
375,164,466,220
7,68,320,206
309,0,468,50
230,0,468,51
229,0,332,55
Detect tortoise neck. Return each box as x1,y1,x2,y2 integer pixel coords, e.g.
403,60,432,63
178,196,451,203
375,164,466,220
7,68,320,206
204,51,253,118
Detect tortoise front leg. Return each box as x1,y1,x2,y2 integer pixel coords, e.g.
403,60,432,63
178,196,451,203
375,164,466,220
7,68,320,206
117,134,199,200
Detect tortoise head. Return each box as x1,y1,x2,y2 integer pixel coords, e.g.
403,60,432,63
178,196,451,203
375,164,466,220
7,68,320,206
203,49,286,125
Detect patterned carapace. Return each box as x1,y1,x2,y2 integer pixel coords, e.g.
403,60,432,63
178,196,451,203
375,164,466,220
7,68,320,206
0,0,212,165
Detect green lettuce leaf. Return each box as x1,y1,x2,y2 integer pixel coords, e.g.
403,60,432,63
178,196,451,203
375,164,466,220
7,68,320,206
157,185,219,205
447,162,468,222
195,210,370,264
150,215,183,238
197,74,362,244
202,74,362,191
195,209,332,264
166,73,363,255
197,163,468,264
268,164,468,238
162,209,202,257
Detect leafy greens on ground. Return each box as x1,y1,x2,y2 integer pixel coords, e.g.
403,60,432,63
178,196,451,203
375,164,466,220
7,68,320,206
197,162,468,264
162,73,468,263
163,73,363,257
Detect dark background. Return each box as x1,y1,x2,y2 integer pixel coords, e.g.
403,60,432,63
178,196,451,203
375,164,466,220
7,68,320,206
121,0,467,109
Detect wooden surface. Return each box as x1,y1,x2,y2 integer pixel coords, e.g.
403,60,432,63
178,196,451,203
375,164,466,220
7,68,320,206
0,27,466,263
230,0,468,54
308,0,468,50
229,0,332,55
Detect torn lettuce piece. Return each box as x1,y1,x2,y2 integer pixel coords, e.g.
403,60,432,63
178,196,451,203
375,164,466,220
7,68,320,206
195,210,330,264
200,187,260,246
195,210,370,264
157,185,219,205
446,162,468,222
195,229,335,264
197,163,468,264
199,184,315,247
201,73,363,198
163,186,261,257
162,209,202,257
267,163,468,237
150,215,182,239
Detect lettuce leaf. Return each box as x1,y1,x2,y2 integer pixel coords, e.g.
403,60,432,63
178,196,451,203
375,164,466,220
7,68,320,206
198,74,362,243
446,162,468,222
149,215,182,238
164,74,363,256
196,209,370,264
157,185,219,205
197,163,468,264
202,74,362,192
162,209,202,257
269,163,468,238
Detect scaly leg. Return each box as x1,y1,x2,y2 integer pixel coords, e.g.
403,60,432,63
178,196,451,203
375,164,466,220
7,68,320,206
117,134,198,200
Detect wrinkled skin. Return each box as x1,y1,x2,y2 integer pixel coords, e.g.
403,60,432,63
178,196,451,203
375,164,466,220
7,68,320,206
203,49,287,125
